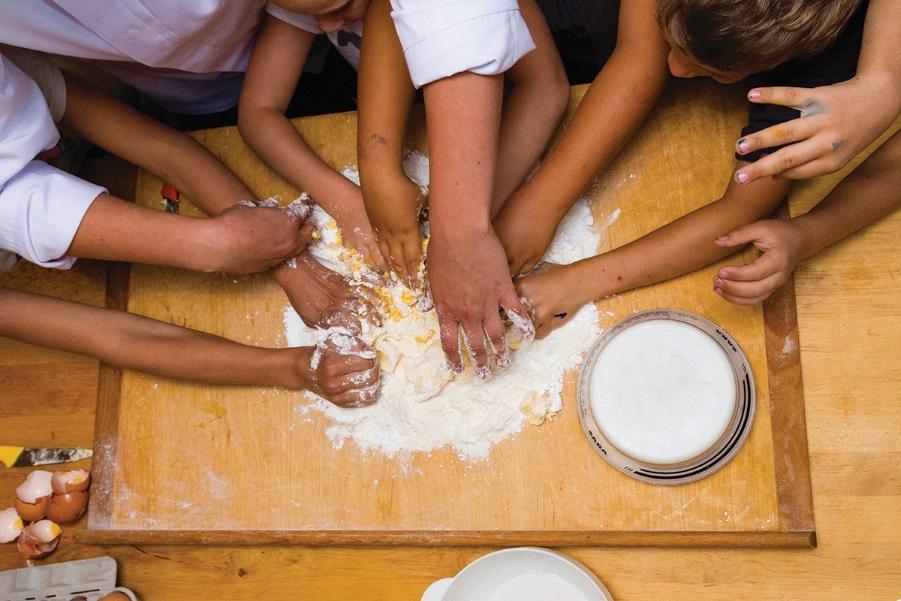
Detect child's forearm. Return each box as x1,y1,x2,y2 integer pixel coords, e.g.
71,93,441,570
240,104,360,212
794,131,901,258
357,0,417,186
61,74,255,215
0,288,301,388
511,0,669,222
491,0,569,210
237,17,357,215
569,172,792,303
858,0,901,98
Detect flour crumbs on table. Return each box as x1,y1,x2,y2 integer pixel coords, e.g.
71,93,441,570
284,153,606,461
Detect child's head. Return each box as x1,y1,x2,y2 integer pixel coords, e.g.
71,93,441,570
272,0,370,32
657,0,861,83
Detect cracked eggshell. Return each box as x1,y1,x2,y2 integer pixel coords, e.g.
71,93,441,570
46,490,89,524
14,496,49,523
16,519,61,560
51,469,91,494
0,507,24,543
16,470,53,504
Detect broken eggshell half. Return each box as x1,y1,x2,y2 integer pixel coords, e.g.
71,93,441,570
51,469,91,494
15,470,55,522
0,507,24,543
16,519,61,560
46,490,89,524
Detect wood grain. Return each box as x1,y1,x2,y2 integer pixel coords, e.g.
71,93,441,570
79,79,811,547
0,88,898,600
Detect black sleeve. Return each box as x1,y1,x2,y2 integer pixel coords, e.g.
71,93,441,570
737,0,867,162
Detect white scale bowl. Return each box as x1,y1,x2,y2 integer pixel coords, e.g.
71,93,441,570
421,548,613,601
578,309,756,485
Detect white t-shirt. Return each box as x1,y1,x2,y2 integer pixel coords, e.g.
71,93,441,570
389,0,535,88
266,3,364,70
0,0,268,114
0,53,105,271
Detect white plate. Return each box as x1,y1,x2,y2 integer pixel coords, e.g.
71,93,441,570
578,309,755,485
421,548,613,601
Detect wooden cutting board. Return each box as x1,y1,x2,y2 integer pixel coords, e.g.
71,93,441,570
83,79,814,547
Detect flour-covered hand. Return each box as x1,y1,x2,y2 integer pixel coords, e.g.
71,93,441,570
274,252,377,331
514,262,585,339
362,169,425,286
296,334,380,408
428,228,528,377
205,203,313,273
713,219,808,304
332,189,388,272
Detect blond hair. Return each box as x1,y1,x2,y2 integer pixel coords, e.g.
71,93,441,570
657,0,862,73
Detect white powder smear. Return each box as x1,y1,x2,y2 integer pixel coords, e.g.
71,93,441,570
284,153,604,461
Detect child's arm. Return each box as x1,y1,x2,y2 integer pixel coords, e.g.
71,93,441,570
491,0,570,214
60,74,312,274
733,0,901,183
516,170,790,337
494,0,669,276
63,71,361,327
357,0,422,284
0,287,379,407
715,130,900,303
61,74,254,215
238,15,384,269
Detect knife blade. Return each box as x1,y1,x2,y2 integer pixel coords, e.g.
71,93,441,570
0,446,92,468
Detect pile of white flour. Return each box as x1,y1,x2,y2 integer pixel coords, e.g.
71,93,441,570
283,153,603,461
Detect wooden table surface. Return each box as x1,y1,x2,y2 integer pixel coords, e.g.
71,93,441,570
1,88,899,598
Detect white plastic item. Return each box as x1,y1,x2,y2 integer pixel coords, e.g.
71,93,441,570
421,548,613,601
0,556,138,601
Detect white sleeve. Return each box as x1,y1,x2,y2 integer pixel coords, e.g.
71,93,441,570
265,2,322,34
389,0,535,88
0,54,104,270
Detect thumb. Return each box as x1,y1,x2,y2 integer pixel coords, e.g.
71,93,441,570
715,221,770,248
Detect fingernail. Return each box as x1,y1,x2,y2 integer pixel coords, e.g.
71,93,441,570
715,235,728,243
715,278,724,287
737,138,750,153
714,287,722,295
735,171,749,184
748,89,761,100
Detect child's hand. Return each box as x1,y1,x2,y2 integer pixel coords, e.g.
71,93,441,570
206,203,313,273
513,262,584,339
493,193,558,276
362,171,425,286
322,188,388,272
274,252,378,331
295,335,380,408
713,219,809,304
734,76,900,183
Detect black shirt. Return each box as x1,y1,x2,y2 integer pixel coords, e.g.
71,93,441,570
537,0,620,84
739,0,868,162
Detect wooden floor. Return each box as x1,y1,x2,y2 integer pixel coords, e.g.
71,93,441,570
1,125,899,599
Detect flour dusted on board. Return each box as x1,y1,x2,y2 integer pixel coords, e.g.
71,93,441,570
284,153,605,461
